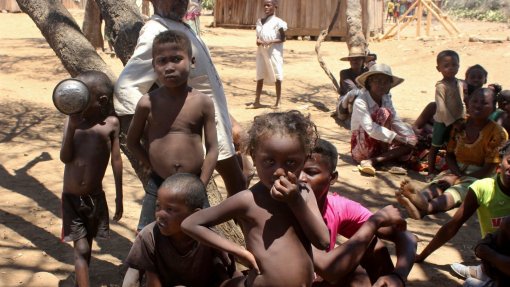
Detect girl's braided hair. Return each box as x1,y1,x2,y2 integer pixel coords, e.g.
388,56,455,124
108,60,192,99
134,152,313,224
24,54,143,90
245,110,318,157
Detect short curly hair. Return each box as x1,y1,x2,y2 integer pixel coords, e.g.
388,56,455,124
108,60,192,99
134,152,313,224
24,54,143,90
245,110,318,158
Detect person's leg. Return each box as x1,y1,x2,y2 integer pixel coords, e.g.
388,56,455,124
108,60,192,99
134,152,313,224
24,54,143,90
397,179,446,219
414,102,436,132
74,237,93,287
136,178,159,232
359,238,394,284
370,145,413,166
254,80,264,108
274,80,282,107
216,155,247,197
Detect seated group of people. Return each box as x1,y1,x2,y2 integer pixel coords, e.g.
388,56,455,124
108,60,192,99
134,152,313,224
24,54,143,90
334,47,510,286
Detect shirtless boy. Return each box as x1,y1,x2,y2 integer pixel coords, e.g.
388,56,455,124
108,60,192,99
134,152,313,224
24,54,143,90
182,111,330,287
60,71,123,287
127,30,218,230
125,173,235,287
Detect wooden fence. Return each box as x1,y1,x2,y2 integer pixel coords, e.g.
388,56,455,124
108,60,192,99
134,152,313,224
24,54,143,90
214,0,385,38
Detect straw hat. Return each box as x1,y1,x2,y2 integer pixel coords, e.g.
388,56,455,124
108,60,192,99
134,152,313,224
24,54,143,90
355,63,404,89
340,46,376,62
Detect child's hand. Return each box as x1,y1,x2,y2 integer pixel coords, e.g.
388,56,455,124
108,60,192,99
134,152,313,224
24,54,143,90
270,170,301,204
238,249,260,275
372,205,406,231
113,197,123,222
67,114,82,129
373,273,405,287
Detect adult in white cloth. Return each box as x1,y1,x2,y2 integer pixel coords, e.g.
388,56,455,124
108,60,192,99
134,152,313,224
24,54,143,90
114,0,245,199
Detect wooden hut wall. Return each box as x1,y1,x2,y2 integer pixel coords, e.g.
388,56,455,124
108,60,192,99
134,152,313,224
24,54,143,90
0,0,86,12
214,0,384,38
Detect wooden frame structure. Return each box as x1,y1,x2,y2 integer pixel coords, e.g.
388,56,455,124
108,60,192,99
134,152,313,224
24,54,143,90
382,0,460,39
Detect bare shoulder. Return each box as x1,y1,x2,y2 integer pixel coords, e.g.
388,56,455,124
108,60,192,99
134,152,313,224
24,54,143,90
190,88,212,103
137,93,152,108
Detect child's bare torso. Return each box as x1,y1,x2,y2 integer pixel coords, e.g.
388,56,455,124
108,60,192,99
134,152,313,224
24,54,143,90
63,117,115,196
240,183,314,287
146,88,207,178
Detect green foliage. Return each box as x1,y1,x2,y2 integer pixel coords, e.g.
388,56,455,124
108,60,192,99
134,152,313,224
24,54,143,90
443,0,508,22
448,8,506,22
201,0,215,10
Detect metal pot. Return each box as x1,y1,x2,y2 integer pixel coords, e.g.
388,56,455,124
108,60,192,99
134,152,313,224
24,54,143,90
52,78,90,115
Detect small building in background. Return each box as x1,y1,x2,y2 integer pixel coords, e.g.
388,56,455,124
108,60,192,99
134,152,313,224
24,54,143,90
214,0,385,39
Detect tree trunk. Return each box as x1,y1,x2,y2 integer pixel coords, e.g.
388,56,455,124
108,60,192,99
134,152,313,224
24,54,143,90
83,0,104,50
15,0,115,80
345,0,367,51
95,0,145,65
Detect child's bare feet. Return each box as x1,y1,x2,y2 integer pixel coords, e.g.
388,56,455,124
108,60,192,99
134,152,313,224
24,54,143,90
395,191,423,220
400,180,429,212
253,102,264,109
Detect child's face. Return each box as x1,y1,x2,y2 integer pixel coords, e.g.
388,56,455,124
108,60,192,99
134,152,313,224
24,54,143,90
349,57,365,71
155,187,194,236
436,56,459,79
153,43,191,88
263,0,276,16
367,74,393,98
467,90,494,120
252,134,307,189
466,69,486,89
498,95,510,113
499,153,510,189
300,153,336,200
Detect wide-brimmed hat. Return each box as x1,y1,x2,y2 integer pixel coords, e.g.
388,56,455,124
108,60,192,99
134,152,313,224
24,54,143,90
355,63,404,88
340,46,376,62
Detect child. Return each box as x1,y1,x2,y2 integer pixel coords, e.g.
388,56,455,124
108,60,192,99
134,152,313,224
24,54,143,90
386,0,395,22
470,216,510,287
182,110,330,287
397,88,508,219
254,0,287,108
60,71,123,287
412,140,510,266
300,139,415,287
125,173,235,287
335,47,374,121
428,50,465,177
127,30,218,231
493,90,510,134
464,64,488,101
349,63,417,175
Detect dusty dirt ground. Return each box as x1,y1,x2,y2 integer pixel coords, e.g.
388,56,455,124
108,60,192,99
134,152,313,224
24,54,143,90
1,9,510,287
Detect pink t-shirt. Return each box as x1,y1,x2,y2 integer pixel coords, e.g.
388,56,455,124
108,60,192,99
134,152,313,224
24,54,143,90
322,193,373,251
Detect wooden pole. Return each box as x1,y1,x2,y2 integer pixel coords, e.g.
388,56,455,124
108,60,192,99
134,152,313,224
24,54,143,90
426,1,432,36
416,0,423,37
381,0,419,39
421,0,455,35
427,0,461,34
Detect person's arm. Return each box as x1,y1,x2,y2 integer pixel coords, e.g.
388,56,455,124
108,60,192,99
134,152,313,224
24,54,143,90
60,114,81,163
445,151,463,177
374,227,417,286
126,95,152,170
200,95,219,185
313,205,406,284
146,271,163,287
181,192,260,273
351,93,398,143
110,117,123,222
467,163,498,179
270,171,329,250
475,238,510,276
416,189,480,262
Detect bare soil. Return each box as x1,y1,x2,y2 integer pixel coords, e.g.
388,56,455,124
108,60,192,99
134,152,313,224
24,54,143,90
1,9,509,286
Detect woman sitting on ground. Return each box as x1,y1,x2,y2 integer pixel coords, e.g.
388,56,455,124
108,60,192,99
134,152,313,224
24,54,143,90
396,88,508,219
350,63,417,176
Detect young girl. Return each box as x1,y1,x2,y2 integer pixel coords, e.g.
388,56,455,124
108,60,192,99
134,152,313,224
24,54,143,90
253,0,287,108
397,88,508,219
182,110,329,287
